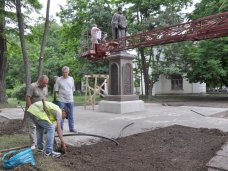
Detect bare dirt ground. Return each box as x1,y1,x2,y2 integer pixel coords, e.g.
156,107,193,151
0,119,25,136
59,125,228,171
1,95,228,171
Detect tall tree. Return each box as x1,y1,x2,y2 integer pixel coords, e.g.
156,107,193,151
15,0,31,92
0,0,7,102
125,0,192,99
184,0,228,88
38,0,50,78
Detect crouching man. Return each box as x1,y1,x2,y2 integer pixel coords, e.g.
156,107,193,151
27,101,69,158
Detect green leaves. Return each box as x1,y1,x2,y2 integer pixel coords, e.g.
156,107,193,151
185,0,228,87
219,0,228,12
185,38,228,87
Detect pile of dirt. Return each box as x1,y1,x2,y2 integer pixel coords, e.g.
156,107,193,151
0,117,26,135
58,125,228,171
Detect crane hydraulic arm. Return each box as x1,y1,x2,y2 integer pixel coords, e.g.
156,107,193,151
81,11,228,61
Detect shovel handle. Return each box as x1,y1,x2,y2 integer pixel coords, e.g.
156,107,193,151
42,99,50,119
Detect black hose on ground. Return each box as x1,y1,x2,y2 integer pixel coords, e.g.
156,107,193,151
190,110,206,117
58,122,136,146
56,132,119,146
117,122,135,139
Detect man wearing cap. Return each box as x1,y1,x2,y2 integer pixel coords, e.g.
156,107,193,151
27,101,69,158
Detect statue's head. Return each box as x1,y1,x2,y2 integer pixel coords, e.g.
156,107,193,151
93,24,97,27
118,6,123,14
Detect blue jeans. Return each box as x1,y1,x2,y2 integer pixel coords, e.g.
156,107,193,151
58,102,75,131
52,99,59,106
30,114,55,153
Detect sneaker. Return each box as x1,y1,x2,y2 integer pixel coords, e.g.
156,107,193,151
70,129,78,133
31,145,36,150
37,149,43,153
45,151,61,158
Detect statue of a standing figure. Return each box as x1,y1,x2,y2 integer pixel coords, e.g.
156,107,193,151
91,24,101,49
111,7,127,39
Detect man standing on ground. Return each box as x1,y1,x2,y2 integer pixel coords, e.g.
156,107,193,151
55,66,76,132
27,100,68,158
25,75,49,149
52,76,59,105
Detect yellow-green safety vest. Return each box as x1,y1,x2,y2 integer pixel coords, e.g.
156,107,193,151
27,101,62,124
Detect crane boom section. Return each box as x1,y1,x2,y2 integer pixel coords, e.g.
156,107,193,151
108,11,228,52
80,12,228,60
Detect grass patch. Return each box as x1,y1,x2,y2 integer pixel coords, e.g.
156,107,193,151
0,134,69,171
0,98,21,109
0,134,29,150
75,95,102,105
0,98,26,109
3,95,101,108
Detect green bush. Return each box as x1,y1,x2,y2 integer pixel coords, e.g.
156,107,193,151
11,84,26,100
134,79,140,87
74,90,84,96
6,89,14,98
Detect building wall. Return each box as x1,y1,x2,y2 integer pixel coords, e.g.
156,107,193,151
192,82,206,93
139,75,206,95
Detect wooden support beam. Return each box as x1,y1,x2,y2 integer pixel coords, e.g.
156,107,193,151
84,74,109,110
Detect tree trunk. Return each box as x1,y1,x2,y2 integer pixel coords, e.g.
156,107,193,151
38,0,50,78
15,0,31,92
148,84,153,100
140,48,149,99
140,68,144,97
0,0,7,103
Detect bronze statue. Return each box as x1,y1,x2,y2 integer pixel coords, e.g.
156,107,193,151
111,7,127,39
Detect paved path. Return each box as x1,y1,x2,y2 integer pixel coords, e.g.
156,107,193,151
0,108,24,120
1,103,228,144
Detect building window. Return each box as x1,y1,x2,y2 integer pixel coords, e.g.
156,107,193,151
171,75,183,90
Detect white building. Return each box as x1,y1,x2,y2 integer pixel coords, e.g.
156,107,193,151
133,46,206,95
137,74,206,95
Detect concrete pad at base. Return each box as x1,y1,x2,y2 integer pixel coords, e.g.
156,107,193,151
98,100,144,114
207,155,228,171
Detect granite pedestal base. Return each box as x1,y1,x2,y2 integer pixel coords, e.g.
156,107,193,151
99,100,144,114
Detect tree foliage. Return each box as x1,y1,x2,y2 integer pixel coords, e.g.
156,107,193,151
57,0,117,81
185,0,228,87
3,0,228,103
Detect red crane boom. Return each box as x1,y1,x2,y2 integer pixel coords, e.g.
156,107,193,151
81,12,228,61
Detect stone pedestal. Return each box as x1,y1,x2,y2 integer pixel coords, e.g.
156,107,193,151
99,100,144,114
99,52,144,114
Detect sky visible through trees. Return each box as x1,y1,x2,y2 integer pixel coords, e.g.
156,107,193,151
37,0,200,22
